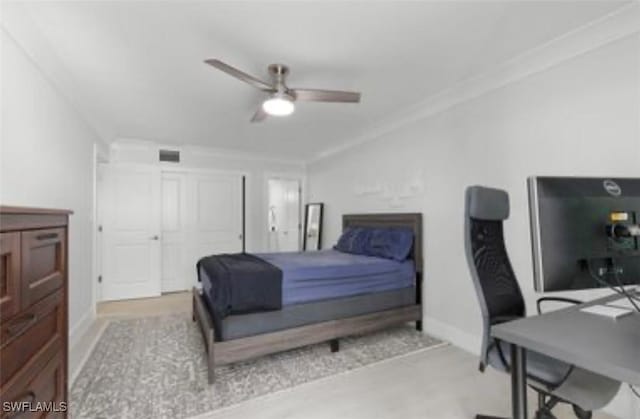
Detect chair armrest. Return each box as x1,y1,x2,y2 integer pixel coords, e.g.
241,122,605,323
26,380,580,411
536,297,582,314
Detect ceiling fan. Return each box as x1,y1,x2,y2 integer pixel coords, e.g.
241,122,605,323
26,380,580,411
204,59,361,122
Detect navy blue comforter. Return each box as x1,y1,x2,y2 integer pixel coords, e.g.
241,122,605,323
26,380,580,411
196,253,282,321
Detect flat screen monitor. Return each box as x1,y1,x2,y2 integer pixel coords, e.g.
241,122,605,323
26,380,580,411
528,176,640,292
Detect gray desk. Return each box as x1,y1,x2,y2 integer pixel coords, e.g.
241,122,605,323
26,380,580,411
492,293,640,419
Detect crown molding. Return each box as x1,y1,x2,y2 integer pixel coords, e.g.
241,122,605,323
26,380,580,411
310,2,640,164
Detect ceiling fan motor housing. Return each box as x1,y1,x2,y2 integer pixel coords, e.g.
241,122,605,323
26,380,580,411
268,64,289,77
268,64,290,92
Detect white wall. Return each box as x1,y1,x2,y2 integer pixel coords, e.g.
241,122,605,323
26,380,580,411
108,141,306,253
1,29,107,341
308,34,639,418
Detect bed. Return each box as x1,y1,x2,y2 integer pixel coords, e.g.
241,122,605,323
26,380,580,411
192,213,423,383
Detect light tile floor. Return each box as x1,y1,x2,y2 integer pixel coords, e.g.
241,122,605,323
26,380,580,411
70,293,616,419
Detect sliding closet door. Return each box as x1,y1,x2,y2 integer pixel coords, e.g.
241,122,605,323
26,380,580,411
161,172,189,293
102,165,162,301
192,173,243,284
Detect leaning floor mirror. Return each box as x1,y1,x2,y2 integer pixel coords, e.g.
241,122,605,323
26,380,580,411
303,203,324,251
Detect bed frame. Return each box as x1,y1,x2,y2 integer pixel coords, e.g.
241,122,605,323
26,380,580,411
192,213,423,383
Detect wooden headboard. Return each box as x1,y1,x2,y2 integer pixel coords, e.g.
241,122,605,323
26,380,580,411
342,213,423,274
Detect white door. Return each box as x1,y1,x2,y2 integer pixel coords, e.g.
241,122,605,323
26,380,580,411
281,179,301,251
161,172,189,293
102,165,162,300
192,173,243,285
268,179,300,252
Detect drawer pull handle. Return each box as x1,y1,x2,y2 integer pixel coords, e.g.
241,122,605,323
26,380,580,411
6,313,38,338
6,391,36,418
36,232,58,240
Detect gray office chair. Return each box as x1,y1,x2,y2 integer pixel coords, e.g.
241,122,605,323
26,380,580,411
464,186,621,419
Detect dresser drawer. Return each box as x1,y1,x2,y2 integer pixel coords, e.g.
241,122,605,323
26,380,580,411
0,233,21,319
21,229,65,308
0,349,66,418
0,291,64,387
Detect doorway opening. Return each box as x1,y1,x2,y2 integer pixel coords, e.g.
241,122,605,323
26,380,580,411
267,178,301,252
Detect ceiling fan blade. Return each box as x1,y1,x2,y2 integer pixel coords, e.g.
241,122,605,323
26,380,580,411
204,59,274,91
251,106,268,123
291,89,361,103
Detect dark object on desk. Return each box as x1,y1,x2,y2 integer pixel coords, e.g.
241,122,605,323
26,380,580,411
464,186,621,419
528,176,640,292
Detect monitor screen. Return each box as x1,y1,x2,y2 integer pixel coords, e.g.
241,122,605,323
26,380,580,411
528,176,640,292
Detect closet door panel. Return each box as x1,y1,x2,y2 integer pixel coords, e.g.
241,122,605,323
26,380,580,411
192,173,243,264
161,172,189,292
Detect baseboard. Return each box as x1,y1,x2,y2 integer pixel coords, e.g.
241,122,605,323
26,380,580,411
422,316,480,356
69,308,96,349
69,319,108,386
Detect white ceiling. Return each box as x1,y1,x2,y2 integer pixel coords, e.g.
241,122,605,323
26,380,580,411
7,1,629,160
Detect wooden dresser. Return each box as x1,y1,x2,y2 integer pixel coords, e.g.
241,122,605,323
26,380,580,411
0,206,71,418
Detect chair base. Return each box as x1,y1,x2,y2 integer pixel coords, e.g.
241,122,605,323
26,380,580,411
535,393,559,419
474,404,591,419
475,413,559,419
572,405,592,419
535,409,557,419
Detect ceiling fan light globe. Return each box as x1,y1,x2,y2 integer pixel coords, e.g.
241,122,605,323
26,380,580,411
262,97,295,116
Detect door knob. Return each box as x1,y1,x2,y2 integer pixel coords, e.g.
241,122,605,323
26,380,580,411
150,235,160,240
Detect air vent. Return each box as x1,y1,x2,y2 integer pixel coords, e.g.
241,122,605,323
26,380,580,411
159,149,180,163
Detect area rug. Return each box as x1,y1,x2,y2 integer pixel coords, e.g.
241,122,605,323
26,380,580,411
70,314,444,419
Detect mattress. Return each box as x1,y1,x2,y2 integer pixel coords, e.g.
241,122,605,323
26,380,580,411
198,250,417,340
217,286,416,340
255,249,416,305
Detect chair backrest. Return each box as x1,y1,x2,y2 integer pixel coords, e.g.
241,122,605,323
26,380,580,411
464,186,525,370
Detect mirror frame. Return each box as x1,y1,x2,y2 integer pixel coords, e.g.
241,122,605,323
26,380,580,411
303,203,324,251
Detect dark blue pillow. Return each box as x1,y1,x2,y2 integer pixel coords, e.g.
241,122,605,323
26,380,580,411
334,227,357,253
335,227,414,261
334,227,371,254
365,228,414,261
